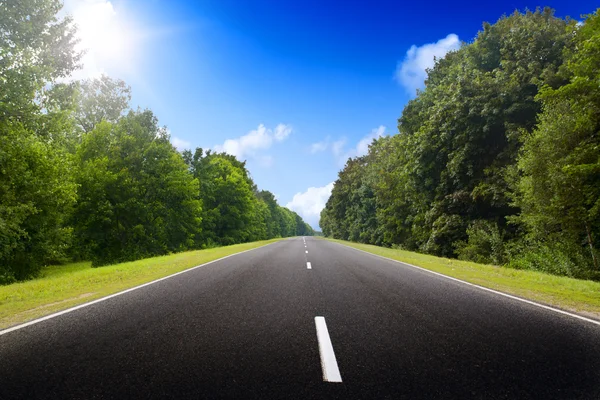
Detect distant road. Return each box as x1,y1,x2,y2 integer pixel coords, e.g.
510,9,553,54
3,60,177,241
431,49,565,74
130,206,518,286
1,237,600,399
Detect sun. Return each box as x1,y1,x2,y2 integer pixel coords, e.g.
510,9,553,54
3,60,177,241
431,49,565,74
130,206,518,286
68,0,144,77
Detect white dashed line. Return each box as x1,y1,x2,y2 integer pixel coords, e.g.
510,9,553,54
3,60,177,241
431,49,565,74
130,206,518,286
307,262,312,269
315,317,342,383
305,250,308,254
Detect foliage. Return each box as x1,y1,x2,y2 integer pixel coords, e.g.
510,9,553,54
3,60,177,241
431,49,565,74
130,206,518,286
0,122,76,281
512,9,600,276
183,148,313,247
73,75,131,133
0,0,80,282
0,0,80,122
455,220,506,265
71,111,203,266
321,8,600,279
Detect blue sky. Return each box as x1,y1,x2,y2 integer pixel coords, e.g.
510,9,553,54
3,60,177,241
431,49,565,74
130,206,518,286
63,0,598,229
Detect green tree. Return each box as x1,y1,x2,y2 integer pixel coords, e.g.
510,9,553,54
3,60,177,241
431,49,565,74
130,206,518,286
186,149,256,246
280,207,297,237
73,75,131,133
401,8,573,257
256,190,283,238
72,111,202,265
321,8,574,261
512,9,600,276
0,0,80,282
0,0,80,122
0,122,76,282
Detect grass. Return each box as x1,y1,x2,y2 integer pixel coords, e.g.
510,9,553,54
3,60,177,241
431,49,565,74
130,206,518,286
320,238,600,320
0,239,282,330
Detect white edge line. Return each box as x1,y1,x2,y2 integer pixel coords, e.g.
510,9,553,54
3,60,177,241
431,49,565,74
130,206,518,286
315,316,342,383
0,241,282,336
326,240,600,327
307,262,312,269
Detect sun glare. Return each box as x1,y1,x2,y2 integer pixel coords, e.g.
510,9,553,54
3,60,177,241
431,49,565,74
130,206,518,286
68,0,144,78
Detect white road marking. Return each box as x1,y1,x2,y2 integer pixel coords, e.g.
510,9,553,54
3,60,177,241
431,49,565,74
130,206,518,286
0,241,283,336
307,262,312,269
305,250,308,254
331,241,600,327
315,317,342,383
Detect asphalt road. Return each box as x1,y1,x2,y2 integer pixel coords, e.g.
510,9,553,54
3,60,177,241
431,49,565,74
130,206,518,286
1,237,600,399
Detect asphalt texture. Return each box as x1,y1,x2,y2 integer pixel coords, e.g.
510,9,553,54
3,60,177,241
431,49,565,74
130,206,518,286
1,237,600,399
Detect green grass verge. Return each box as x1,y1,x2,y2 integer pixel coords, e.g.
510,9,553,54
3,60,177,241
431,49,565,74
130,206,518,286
321,238,600,320
0,239,282,330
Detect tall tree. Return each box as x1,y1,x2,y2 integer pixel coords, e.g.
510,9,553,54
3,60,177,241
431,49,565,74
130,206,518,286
0,0,80,282
74,75,131,133
186,149,256,246
0,0,80,122
322,8,575,260
72,111,202,265
256,190,283,238
512,10,600,276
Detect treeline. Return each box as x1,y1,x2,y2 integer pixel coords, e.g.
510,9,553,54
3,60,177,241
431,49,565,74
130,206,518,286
0,0,313,283
321,8,600,280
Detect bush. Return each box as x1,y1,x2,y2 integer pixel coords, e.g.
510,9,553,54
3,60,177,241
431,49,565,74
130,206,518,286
455,220,507,265
506,238,596,280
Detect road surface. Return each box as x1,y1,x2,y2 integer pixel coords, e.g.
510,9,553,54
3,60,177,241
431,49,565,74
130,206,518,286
1,237,599,399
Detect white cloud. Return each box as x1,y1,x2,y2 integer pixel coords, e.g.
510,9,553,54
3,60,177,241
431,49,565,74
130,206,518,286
310,141,328,153
310,136,331,154
286,182,335,229
334,126,387,166
331,139,346,157
61,0,144,80
395,33,460,96
171,137,191,151
274,124,292,141
214,123,292,165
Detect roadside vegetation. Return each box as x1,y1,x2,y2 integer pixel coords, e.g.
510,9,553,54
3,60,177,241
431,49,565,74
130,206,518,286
320,8,600,281
0,239,281,329
323,238,600,318
0,0,313,284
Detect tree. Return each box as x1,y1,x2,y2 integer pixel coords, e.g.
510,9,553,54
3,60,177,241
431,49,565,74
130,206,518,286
72,111,202,265
256,190,283,238
0,0,80,282
399,8,573,257
512,9,600,276
74,75,131,133
0,122,76,282
0,0,80,122
186,149,256,246
318,7,600,279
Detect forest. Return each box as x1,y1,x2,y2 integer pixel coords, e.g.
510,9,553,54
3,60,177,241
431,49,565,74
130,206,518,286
0,0,313,284
320,8,600,280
